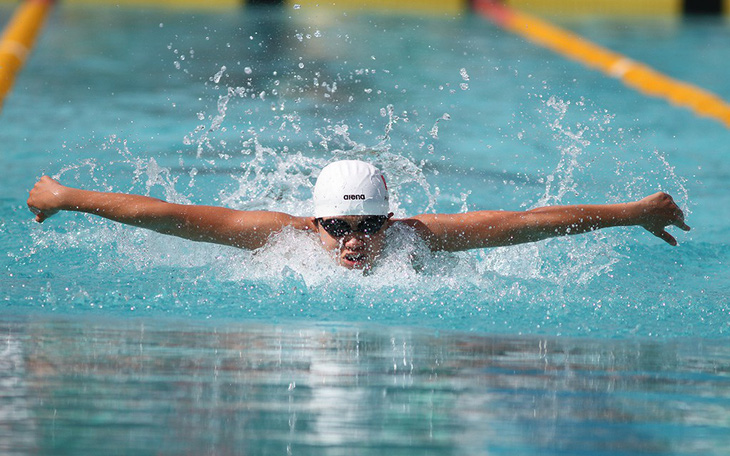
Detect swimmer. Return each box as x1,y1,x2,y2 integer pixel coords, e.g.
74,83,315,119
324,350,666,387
28,160,690,271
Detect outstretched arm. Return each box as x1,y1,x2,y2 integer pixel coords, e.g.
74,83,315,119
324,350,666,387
405,192,690,252
27,176,313,250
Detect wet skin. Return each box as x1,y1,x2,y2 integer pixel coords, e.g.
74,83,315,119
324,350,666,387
314,214,394,271
28,177,690,270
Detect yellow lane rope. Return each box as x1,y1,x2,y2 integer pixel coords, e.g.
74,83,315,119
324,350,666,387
0,0,54,111
475,0,730,128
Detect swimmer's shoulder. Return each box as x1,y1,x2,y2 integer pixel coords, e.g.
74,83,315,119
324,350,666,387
391,216,439,251
231,211,316,233
279,213,316,232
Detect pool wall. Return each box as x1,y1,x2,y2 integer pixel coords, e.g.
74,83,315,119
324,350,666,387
2,0,730,15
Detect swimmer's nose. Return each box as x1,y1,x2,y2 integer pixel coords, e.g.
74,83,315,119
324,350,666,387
343,234,366,250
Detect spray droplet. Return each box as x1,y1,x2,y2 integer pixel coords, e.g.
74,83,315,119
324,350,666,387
212,66,226,83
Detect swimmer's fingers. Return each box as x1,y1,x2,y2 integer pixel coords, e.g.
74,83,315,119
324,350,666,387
643,216,688,245
668,202,691,232
28,176,64,223
674,220,691,232
652,228,678,246
28,205,44,223
641,192,690,241
28,205,57,223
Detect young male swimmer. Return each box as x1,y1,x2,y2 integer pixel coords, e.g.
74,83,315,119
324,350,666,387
28,160,690,271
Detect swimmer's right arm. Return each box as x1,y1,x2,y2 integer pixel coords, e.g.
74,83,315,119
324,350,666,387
27,176,314,249
405,192,690,251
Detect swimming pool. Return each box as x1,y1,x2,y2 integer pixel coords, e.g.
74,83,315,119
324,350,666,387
2,4,730,455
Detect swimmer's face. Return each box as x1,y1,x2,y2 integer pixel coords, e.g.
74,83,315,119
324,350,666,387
314,214,393,270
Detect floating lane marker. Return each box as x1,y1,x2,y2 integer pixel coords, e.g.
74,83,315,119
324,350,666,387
0,0,54,111
474,0,730,128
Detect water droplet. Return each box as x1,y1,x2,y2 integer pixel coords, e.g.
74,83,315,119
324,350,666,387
212,66,226,83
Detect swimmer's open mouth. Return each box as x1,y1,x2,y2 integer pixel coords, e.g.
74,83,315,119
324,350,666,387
343,253,367,264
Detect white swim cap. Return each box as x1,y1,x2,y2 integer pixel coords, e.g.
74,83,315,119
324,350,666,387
313,160,389,217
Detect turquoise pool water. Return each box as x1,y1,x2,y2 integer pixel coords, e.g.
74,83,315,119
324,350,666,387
2,5,729,455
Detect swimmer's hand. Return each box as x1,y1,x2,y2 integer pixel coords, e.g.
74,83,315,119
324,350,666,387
27,176,66,223
634,192,691,246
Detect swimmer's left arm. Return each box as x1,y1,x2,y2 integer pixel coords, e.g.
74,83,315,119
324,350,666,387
27,176,314,250
406,192,690,252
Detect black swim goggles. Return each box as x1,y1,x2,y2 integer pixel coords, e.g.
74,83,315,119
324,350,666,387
315,215,388,238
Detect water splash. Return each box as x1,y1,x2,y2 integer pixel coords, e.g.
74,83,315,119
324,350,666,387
537,96,590,207
428,113,451,140
17,48,701,336
459,67,470,90
27,91,613,312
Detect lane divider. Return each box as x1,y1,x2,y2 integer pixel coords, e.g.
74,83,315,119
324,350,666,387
0,0,55,111
474,0,730,128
